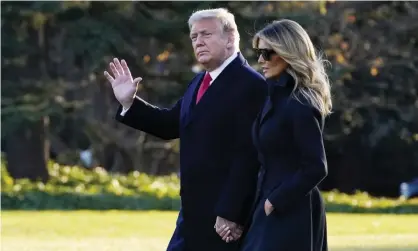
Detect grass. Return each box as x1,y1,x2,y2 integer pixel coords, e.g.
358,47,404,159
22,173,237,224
1,211,418,251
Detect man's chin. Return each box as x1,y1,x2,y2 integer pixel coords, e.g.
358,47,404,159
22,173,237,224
197,56,211,65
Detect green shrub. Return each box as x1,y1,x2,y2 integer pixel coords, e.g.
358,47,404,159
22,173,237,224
1,161,180,210
1,162,418,213
322,190,418,214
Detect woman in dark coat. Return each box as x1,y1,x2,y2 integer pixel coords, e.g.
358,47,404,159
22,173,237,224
217,19,332,251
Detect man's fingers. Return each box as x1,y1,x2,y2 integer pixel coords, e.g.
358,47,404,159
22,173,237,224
113,58,124,75
121,59,132,77
222,230,231,242
215,217,240,242
230,229,242,240
218,225,229,238
215,224,225,234
109,63,120,77
104,71,114,83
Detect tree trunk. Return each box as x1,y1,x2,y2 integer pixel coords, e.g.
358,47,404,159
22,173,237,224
5,116,50,182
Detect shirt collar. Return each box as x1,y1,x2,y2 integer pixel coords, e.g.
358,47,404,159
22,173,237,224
207,51,239,83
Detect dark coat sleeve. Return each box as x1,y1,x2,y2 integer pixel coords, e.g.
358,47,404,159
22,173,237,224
268,100,328,213
214,78,267,225
115,96,181,140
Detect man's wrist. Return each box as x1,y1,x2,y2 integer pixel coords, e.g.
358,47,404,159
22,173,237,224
121,99,134,110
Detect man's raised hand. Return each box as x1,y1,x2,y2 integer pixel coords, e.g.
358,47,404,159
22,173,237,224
104,58,142,109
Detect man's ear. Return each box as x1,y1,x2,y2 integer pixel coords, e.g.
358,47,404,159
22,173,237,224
226,34,234,49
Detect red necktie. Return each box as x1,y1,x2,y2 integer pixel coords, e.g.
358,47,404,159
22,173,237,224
196,72,212,104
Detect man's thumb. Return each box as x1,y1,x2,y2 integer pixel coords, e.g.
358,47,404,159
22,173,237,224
133,77,142,84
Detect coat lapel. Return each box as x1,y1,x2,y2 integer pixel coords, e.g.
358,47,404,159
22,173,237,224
181,53,246,128
259,97,273,126
180,72,204,127
258,72,293,127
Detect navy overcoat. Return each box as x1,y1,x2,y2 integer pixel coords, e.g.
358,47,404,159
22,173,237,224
240,72,328,251
116,53,267,251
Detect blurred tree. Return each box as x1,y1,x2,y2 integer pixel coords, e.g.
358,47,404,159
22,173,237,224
1,2,62,181
1,1,417,196
318,1,418,196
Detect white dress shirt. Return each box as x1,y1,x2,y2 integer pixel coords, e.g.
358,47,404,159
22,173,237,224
120,51,239,116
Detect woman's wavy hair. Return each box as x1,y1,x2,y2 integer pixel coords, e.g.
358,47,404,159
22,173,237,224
253,19,332,117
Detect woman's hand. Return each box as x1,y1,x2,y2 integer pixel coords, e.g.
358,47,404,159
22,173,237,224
264,199,274,216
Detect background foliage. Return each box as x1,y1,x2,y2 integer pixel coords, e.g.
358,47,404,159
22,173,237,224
1,1,418,197
2,160,418,213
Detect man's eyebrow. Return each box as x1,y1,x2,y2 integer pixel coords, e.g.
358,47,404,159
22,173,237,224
190,29,210,36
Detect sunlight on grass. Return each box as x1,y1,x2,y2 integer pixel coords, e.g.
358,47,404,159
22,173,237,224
2,211,418,251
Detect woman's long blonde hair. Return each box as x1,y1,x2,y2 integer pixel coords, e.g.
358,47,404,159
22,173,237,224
253,19,332,117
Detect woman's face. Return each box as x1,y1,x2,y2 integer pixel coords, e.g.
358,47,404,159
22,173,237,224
256,38,288,79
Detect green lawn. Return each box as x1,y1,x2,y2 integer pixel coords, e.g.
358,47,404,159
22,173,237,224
1,211,418,251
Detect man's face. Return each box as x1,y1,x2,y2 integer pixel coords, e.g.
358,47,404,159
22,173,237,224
190,18,230,69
